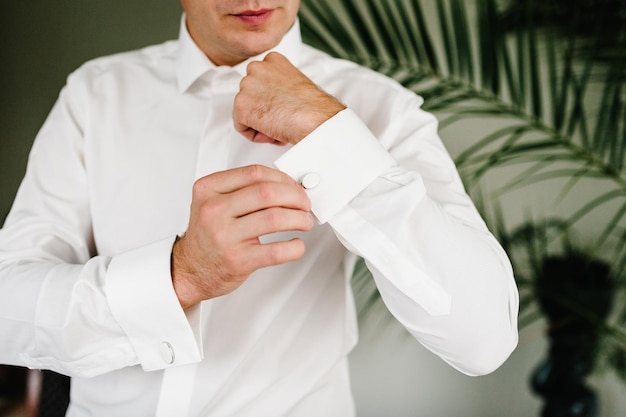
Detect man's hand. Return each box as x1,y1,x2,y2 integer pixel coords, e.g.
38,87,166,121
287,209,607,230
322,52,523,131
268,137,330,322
172,165,313,309
233,52,346,146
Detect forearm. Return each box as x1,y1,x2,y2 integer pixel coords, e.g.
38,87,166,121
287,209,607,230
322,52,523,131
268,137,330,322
0,254,134,377
0,233,203,377
276,107,519,375
334,171,518,375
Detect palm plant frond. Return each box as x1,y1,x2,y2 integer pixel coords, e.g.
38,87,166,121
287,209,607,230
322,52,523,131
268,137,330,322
300,0,626,260
300,0,626,380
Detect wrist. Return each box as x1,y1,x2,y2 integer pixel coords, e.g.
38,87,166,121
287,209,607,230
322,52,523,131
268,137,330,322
293,102,346,145
171,235,199,310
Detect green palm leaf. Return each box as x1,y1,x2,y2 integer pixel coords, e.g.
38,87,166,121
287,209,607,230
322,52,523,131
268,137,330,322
301,0,626,250
299,0,626,379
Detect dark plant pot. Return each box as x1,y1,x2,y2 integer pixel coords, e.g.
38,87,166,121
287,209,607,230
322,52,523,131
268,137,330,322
531,254,614,417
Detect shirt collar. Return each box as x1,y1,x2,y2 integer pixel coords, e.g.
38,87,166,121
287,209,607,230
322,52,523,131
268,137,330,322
176,13,302,93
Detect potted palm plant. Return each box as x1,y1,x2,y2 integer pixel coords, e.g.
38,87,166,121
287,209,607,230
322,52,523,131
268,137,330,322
299,0,626,414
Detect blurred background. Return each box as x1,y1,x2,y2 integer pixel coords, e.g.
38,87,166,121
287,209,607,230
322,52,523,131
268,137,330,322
1,1,625,416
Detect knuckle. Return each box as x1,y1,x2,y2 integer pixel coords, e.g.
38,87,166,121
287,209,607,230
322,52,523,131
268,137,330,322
256,182,275,202
263,208,281,229
233,91,243,108
192,177,208,198
244,164,264,182
246,60,262,74
237,77,250,93
265,51,280,62
266,244,284,264
197,199,224,228
192,174,221,198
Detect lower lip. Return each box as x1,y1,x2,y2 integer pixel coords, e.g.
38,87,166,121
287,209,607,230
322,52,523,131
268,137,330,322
234,10,273,25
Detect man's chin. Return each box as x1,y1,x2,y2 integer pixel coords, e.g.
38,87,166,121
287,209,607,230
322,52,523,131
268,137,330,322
236,37,283,58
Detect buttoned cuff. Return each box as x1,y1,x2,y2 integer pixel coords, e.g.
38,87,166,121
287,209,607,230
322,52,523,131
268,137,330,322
274,109,395,224
106,236,203,371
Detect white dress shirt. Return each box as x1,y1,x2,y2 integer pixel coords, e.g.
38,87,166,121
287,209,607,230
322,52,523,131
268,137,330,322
0,16,519,417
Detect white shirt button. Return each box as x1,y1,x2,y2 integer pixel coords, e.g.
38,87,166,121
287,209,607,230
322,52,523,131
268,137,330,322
160,341,175,364
300,173,321,190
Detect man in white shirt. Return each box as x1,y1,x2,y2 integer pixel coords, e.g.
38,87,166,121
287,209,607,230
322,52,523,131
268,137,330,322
0,1,519,416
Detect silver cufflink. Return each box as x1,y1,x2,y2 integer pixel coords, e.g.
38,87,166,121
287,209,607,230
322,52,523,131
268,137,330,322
300,173,321,190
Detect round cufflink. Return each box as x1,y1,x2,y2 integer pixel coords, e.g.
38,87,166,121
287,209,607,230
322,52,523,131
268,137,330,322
300,173,321,190
160,341,175,364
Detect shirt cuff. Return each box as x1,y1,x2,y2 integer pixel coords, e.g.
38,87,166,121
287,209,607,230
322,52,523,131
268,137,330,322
274,108,395,224
106,236,203,371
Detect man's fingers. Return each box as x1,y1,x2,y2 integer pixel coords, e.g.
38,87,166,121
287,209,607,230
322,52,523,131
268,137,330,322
235,208,313,241
251,131,285,146
233,121,255,142
246,238,307,269
234,123,286,146
195,164,297,195
228,182,311,218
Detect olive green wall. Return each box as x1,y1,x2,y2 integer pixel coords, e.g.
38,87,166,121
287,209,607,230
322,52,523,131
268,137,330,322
0,1,181,221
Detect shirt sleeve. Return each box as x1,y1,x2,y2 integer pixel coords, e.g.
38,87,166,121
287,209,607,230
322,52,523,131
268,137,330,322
275,106,519,376
0,74,202,378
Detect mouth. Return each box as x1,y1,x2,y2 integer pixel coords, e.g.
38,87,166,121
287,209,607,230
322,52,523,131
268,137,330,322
232,9,274,25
